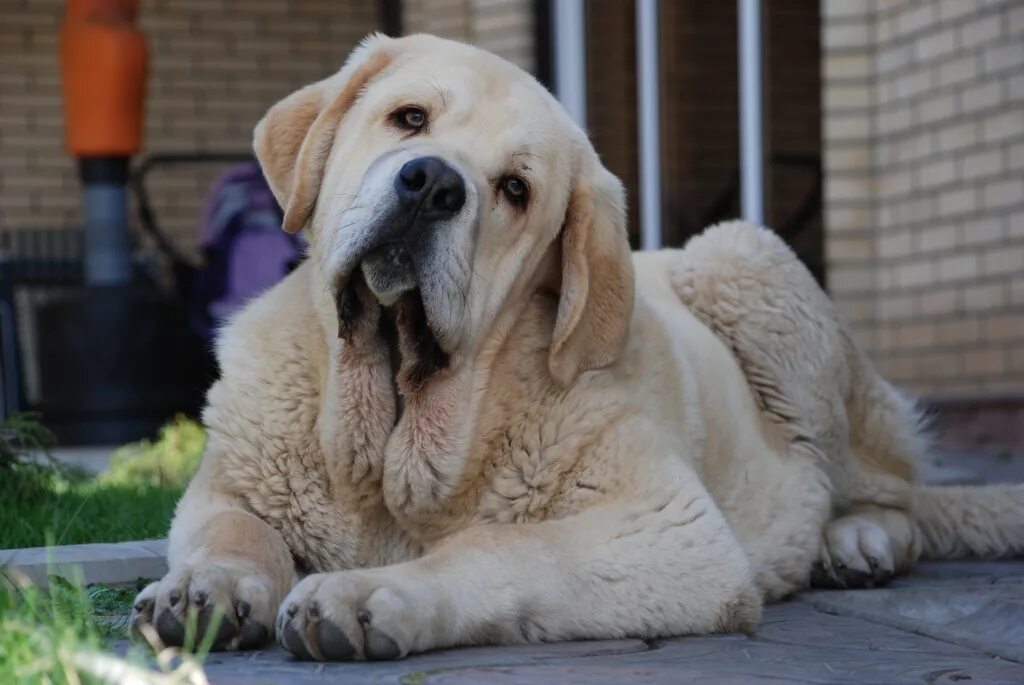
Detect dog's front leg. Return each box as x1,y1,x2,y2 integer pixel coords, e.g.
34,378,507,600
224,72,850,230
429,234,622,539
130,450,296,650
276,476,762,660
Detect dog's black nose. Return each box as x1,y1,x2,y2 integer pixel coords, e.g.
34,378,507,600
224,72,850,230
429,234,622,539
395,156,466,219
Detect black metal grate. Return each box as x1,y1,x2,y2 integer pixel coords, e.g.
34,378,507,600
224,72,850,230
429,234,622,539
0,228,87,416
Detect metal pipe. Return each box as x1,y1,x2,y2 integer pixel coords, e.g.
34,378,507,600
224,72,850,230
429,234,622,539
78,156,132,285
552,0,587,128
738,0,765,225
636,0,662,250
83,183,131,285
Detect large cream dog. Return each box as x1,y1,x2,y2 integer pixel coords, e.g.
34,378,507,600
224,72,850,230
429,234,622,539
131,34,1024,660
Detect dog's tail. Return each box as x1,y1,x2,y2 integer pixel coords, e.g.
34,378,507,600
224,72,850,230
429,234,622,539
911,483,1024,559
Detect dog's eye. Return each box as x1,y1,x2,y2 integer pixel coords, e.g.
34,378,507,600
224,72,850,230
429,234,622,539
501,176,529,206
392,106,427,131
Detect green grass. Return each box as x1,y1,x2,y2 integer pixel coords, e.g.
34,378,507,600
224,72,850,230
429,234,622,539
86,581,144,618
0,571,214,684
0,415,205,549
1,570,110,685
0,416,215,683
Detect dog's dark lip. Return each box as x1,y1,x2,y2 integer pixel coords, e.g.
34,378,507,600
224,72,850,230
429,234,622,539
333,267,451,390
334,261,454,357
394,290,450,392
332,240,409,341
334,270,366,340
333,282,449,396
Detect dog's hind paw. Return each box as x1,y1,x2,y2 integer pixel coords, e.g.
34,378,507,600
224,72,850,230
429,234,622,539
810,507,919,589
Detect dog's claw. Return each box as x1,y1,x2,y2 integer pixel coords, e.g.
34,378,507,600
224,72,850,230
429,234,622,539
281,620,314,660
316,619,356,660
365,626,401,661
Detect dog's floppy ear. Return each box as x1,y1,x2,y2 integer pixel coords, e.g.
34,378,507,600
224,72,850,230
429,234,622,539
253,34,394,234
548,158,635,387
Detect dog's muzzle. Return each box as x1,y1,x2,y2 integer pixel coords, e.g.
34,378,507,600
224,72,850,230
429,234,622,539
360,156,466,305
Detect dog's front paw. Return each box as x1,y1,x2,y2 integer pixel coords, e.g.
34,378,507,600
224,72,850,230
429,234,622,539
276,569,437,661
131,559,282,651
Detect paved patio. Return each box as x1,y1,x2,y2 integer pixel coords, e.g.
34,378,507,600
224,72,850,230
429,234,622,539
110,559,1024,685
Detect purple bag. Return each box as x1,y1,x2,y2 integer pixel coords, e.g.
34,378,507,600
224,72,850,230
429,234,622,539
192,162,303,342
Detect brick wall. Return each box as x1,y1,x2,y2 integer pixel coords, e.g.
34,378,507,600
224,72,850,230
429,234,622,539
402,0,534,72
0,0,379,255
823,0,1024,400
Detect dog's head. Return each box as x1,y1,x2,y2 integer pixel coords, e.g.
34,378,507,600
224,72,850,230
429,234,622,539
254,34,633,389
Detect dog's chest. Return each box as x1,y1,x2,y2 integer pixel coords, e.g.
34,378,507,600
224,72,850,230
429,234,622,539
471,405,612,524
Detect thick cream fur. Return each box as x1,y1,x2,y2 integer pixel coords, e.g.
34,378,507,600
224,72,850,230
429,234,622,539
132,35,1023,659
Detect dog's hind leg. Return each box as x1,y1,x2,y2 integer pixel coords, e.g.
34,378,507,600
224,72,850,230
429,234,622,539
672,220,924,589
812,364,929,587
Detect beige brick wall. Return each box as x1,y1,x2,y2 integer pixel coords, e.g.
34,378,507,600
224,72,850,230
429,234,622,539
0,0,379,254
822,0,1024,399
403,0,534,73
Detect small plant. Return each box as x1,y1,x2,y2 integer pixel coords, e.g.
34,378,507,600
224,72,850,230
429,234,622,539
86,580,148,637
0,416,216,681
0,413,66,517
0,412,57,470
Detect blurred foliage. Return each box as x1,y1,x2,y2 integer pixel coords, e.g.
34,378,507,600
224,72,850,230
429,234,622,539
0,570,212,685
102,416,206,489
0,569,109,685
0,415,206,549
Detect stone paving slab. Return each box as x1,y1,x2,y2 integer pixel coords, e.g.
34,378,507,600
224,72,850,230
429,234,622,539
111,560,1024,685
0,539,167,588
805,576,1024,662
27,445,118,476
922,452,1024,485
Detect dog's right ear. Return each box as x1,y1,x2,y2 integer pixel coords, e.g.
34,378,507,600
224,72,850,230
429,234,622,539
254,34,394,234
548,156,635,387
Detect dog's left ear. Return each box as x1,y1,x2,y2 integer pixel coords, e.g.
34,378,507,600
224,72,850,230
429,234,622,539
253,33,394,234
548,158,635,387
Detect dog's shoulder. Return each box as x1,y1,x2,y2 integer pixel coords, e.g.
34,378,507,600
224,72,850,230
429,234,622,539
204,261,328,441
217,261,327,377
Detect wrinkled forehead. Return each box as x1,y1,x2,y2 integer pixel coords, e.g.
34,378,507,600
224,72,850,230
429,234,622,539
357,47,576,189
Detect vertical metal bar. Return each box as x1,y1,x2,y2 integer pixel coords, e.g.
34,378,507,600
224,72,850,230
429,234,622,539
552,0,587,128
738,0,765,225
636,0,662,250
533,0,555,90
83,184,131,285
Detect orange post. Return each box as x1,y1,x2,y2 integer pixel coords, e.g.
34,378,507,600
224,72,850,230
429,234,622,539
60,0,148,285
60,0,147,156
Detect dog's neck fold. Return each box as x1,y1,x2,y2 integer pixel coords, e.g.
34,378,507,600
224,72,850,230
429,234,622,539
316,269,552,542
